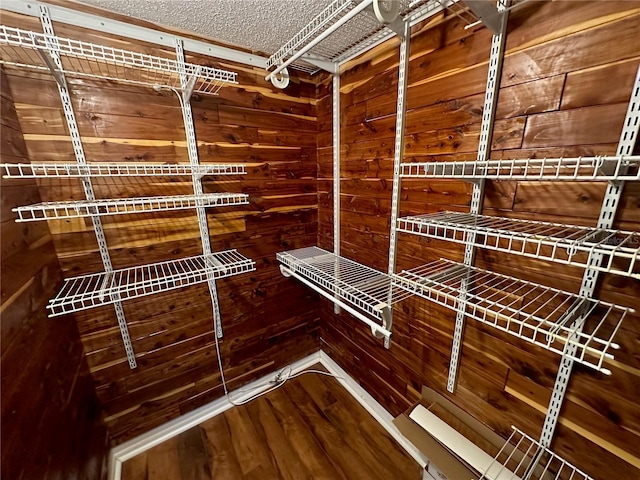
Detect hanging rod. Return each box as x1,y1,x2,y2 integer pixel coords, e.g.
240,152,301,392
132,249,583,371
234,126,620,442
265,0,459,83
277,246,413,345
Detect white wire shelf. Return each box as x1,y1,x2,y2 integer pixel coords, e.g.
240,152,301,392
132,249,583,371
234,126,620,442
0,25,237,95
393,258,630,374
13,193,249,222
266,0,450,78
47,250,256,317
401,155,640,181
0,162,247,178
397,212,640,279
277,246,412,339
477,426,595,480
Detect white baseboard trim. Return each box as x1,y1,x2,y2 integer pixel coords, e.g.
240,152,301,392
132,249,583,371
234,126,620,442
318,350,429,469
109,348,426,479
108,351,321,480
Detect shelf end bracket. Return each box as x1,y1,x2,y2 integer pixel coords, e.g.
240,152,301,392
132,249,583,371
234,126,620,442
464,0,505,35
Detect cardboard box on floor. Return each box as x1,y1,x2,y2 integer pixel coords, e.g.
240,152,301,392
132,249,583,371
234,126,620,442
393,385,507,480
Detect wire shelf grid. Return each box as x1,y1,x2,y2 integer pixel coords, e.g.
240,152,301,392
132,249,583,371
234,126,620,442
0,25,237,95
267,0,450,75
400,155,640,181
333,0,452,64
47,250,256,317
477,426,595,480
393,258,629,373
277,246,412,321
266,0,358,69
13,193,249,221
0,162,247,178
397,212,640,279
316,3,390,63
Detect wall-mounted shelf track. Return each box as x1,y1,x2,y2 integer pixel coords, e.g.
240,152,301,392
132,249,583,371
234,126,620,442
0,25,237,94
477,426,595,480
47,250,256,317
277,246,412,345
12,193,249,222
393,258,630,374
0,162,247,178
401,155,640,181
397,212,640,279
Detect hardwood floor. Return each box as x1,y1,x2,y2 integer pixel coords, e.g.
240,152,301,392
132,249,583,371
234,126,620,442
121,365,423,480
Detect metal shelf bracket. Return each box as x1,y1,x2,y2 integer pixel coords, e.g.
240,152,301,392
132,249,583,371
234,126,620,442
464,0,505,34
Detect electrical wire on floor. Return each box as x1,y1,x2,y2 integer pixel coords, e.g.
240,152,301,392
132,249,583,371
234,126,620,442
213,326,342,407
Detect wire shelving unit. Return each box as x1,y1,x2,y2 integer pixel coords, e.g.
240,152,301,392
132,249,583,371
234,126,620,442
0,9,252,369
477,427,595,480
397,212,640,279
0,162,247,178
401,155,640,181
0,25,237,95
266,0,456,80
13,193,249,222
393,258,630,373
47,250,255,317
277,246,412,343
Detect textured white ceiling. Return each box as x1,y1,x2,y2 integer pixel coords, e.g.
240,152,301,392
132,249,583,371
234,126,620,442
79,0,332,56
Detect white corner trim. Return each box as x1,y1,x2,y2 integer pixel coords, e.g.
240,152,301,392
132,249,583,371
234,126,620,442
108,349,427,479
1,0,268,69
108,351,321,480
318,350,429,469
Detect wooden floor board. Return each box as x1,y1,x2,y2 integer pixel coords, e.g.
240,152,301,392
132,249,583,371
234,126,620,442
121,365,422,480
201,415,245,479
267,387,346,480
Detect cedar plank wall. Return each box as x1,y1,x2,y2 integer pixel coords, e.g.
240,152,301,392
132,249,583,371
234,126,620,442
318,1,640,479
1,68,109,479
1,8,319,443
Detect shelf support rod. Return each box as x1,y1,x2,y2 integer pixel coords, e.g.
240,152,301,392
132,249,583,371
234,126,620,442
298,52,337,73
280,265,393,342
464,0,504,35
182,66,201,103
175,38,224,339
332,68,341,316
447,0,509,393
540,62,640,448
39,5,137,369
386,18,411,349
35,49,64,86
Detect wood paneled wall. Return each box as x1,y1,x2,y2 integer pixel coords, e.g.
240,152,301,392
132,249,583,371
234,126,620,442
1,8,319,443
318,2,640,479
1,68,108,479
